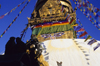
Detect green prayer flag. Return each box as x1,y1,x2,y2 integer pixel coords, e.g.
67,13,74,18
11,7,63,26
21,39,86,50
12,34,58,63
84,35,92,42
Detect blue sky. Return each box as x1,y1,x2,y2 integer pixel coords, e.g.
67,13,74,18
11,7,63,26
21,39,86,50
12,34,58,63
0,0,100,54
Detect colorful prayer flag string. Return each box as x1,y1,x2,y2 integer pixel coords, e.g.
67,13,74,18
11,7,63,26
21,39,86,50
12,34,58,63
74,18,87,39
73,0,100,31
75,17,99,49
0,0,30,38
75,0,100,14
0,0,27,19
20,26,28,40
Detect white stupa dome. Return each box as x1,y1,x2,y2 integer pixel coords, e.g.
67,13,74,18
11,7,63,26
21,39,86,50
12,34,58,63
41,39,100,66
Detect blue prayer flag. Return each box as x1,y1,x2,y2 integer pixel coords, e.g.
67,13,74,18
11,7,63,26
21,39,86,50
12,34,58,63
74,26,81,31
88,38,97,45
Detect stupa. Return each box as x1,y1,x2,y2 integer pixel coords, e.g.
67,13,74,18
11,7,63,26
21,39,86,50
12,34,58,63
27,0,100,66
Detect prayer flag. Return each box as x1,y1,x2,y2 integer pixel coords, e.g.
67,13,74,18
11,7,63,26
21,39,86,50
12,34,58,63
68,16,72,22
94,20,96,23
84,35,92,42
4,12,8,16
69,18,75,24
87,13,90,16
18,4,20,7
96,8,99,13
85,11,87,14
89,15,92,18
1,35,2,37
64,12,67,17
77,28,85,32
28,0,30,2
93,12,96,16
61,6,64,12
94,43,100,51
74,25,81,31
79,4,81,8
12,7,16,11
79,31,87,38
95,14,98,19
0,15,4,19
88,38,97,45
96,22,98,25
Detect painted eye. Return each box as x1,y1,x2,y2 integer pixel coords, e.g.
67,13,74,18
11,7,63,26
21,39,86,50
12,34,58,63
54,32,64,37
41,34,51,38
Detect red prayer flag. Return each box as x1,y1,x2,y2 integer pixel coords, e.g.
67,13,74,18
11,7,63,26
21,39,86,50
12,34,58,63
61,6,64,12
18,5,20,7
77,28,85,32
69,18,74,24
87,1,89,3
90,20,92,22
0,15,4,19
78,5,81,8
89,15,92,18
96,8,99,13
79,31,87,38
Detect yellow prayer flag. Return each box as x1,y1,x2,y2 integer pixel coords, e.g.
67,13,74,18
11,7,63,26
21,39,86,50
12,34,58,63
28,0,30,1
92,22,94,24
74,2,76,4
10,23,12,25
80,9,82,11
84,35,92,42
86,16,88,17
83,1,85,4
19,11,21,14
93,12,96,16
10,10,12,12
89,8,91,11
94,20,96,23
13,20,15,22
90,4,92,6
84,9,85,12
1,35,2,37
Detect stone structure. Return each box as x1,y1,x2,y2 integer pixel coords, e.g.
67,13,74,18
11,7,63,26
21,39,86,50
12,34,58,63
28,0,76,42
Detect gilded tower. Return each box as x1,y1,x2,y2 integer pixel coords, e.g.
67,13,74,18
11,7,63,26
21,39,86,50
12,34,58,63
28,0,76,42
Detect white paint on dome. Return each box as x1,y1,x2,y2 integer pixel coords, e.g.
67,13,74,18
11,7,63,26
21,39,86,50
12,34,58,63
50,39,73,48
41,39,100,66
